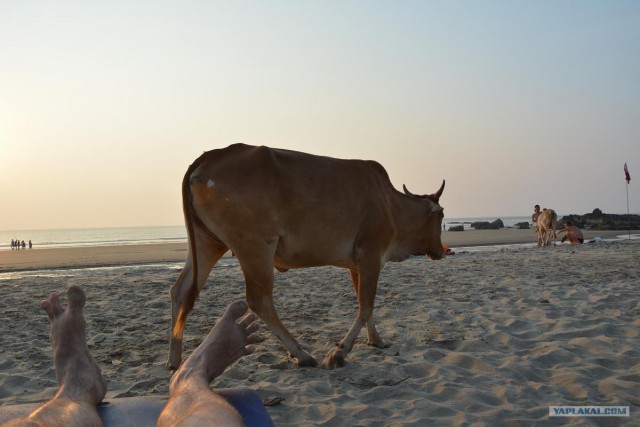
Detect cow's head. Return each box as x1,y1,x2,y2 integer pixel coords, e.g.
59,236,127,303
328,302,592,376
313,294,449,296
403,180,445,260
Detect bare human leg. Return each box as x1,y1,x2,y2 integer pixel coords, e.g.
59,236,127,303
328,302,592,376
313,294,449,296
3,286,106,427
157,300,260,427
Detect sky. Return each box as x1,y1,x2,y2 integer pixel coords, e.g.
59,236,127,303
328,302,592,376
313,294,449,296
1,1,639,230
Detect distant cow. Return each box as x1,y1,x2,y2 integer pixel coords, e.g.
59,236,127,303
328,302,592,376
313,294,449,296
537,208,557,246
169,144,445,369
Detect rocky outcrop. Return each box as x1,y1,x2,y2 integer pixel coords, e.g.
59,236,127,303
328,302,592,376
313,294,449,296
560,209,640,230
471,219,504,230
448,225,464,232
514,222,531,230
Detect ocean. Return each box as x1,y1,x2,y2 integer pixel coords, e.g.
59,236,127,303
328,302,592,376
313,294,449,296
1,216,533,251
1,226,187,251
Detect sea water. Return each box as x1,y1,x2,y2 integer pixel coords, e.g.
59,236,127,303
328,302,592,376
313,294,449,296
443,216,533,230
0,226,187,251
1,217,533,251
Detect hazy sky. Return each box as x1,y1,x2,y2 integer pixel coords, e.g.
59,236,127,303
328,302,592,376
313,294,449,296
2,1,639,230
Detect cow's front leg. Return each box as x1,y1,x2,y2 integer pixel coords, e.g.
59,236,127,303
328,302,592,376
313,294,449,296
322,266,381,369
365,314,390,349
347,271,388,349
322,318,365,368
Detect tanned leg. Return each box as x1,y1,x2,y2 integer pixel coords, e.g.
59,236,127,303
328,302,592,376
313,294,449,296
157,300,259,427
4,286,106,427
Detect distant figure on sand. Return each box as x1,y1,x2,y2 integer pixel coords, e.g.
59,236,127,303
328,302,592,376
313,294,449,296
531,205,541,225
531,205,542,245
1,286,266,427
555,220,584,245
28,240,32,249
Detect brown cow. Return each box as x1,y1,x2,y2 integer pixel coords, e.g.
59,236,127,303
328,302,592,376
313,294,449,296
169,144,445,369
537,208,557,246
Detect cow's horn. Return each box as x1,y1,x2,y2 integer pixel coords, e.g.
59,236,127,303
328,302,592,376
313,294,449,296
402,184,416,197
431,180,445,203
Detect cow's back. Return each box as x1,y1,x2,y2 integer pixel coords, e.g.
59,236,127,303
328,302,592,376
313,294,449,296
188,144,398,267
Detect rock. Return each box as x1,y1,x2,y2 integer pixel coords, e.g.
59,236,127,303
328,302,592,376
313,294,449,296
515,222,530,230
448,225,464,232
471,219,504,230
470,221,489,229
560,209,640,231
264,396,285,406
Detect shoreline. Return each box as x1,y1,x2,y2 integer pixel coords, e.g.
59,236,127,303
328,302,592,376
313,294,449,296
0,229,633,273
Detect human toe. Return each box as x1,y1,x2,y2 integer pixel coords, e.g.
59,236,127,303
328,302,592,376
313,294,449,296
224,300,249,321
245,321,260,337
66,286,86,313
44,292,64,319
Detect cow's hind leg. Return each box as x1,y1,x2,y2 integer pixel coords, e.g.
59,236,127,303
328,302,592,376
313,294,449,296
322,265,381,369
239,248,318,367
536,225,543,246
543,226,551,246
168,237,228,369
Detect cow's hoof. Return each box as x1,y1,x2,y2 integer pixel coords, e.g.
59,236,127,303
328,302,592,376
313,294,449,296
368,340,390,349
295,355,318,367
166,358,181,371
321,350,346,369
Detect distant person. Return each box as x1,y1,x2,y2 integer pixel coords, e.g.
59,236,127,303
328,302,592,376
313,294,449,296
531,205,541,227
1,286,267,427
29,240,33,249
555,220,584,244
21,240,26,250
531,205,542,245
10,239,14,250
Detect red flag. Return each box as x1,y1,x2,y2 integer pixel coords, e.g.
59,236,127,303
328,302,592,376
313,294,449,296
624,162,631,183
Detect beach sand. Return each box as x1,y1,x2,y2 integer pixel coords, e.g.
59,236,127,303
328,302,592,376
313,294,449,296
1,231,638,425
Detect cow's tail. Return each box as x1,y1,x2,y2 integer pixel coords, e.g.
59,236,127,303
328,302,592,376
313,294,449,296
174,152,209,337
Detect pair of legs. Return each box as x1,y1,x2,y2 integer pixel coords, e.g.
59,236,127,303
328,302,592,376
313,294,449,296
3,286,259,427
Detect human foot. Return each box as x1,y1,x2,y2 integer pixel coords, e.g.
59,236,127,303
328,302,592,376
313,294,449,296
170,300,259,392
41,286,106,404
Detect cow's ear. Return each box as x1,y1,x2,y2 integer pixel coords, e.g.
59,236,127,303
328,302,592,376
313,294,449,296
427,180,445,204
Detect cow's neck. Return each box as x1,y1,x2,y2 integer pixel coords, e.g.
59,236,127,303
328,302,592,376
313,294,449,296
386,195,430,262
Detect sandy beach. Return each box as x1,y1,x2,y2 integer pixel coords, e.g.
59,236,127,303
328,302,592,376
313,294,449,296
0,229,626,273
1,230,638,425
